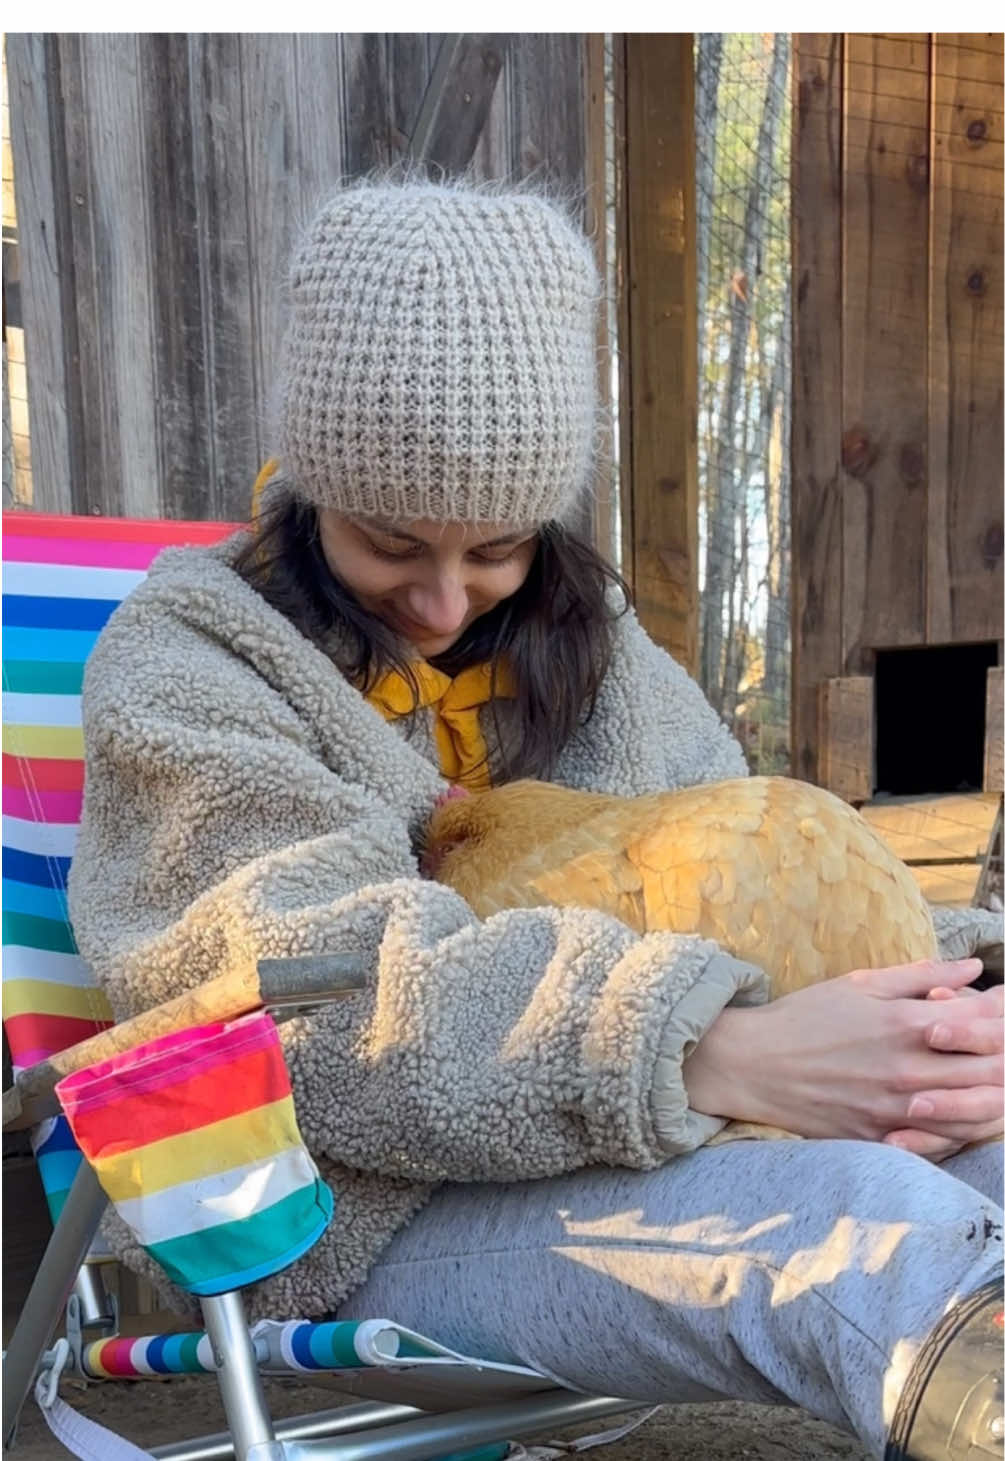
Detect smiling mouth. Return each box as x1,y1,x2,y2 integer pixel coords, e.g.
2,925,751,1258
392,611,453,640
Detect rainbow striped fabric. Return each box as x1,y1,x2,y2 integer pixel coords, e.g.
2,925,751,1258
76,1319,472,1378
2,512,235,1221
73,1318,545,1391
56,1011,334,1295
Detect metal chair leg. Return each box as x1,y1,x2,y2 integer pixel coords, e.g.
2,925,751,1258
2,1162,108,1450
201,1290,281,1461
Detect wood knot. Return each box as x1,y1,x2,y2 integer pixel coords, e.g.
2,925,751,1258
906,153,929,193
658,476,680,495
966,117,988,144
967,269,987,296
983,523,1004,568
899,443,925,485
841,427,878,478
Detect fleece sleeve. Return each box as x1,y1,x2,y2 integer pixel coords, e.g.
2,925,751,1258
69,596,768,1188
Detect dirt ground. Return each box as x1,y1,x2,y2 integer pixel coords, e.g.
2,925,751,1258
8,1375,870,1460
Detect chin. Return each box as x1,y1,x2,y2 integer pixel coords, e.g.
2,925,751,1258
414,635,460,656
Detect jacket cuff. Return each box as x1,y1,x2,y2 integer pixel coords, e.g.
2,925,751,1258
929,904,1004,965
650,952,769,1156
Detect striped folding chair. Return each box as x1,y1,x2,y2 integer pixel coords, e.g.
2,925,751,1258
1,510,639,1461
3,513,235,1224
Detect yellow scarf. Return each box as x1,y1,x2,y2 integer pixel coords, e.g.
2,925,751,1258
366,660,516,791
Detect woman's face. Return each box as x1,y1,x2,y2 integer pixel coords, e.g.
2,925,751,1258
317,512,538,658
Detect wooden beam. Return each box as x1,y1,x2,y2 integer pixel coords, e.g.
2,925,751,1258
5,35,74,512
817,674,873,804
583,33,615,561
409,35,508,174
841,34,930,664
611,36,632,576
620,34,698,672
927,33,1004,644
985,666,1004,793
791,35,845,785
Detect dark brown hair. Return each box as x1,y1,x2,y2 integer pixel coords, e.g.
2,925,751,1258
232,488,631,783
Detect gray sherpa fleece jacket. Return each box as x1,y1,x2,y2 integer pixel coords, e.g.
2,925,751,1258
68,533,770,1319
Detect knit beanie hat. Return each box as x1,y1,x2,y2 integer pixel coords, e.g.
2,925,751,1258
277,179,600,528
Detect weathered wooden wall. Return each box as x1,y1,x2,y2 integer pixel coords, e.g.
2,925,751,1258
792,33,1004,790
617,34,699,674
6,34,599,523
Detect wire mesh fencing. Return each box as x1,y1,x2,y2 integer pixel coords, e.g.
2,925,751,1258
695,32,792,775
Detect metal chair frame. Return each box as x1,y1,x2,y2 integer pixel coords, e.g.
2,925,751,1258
3,985,638,1461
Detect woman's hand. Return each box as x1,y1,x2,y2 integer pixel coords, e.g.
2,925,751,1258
682,957,1004,1148
882,979,1004,1161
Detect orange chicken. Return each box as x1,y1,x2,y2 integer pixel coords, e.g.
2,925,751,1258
425,776,936,1000
424,776,938,1144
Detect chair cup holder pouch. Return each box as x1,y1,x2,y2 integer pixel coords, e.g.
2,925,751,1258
56,1010,333,1295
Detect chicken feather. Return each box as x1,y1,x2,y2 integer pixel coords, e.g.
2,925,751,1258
424,775,938,1145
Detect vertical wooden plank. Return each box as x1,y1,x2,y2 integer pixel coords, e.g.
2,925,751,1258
584,33,614,560
841,34,931,663
507,34,587,196
928,33,1004,644
791,34,845,785
389,33,434,161
294,34,346,222
468,45,512,181
817,675,874,803
188,33,258,519
6,33,74,512
410,36,507,176
985,667,1003,793
620,34,697,670
240,34,300,457
138,35,210,521
341,35,392,175
56,34,110,516
611,35,632,580
83,34,159,518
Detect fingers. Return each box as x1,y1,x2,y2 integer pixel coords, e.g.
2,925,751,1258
854,958,983,1000
927,1016,1004,1057
894,1049,1002,1092
904,1083,1005,1137
883,1129,967,1162
924,985,1003,1055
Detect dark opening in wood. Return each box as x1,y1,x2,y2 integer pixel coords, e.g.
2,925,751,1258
875,643,999,795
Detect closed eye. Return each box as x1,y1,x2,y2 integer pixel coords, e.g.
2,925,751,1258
366,541,423,562
364,538,524,566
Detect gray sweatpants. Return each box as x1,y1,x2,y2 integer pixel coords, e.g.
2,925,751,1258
339,1140,1004,1459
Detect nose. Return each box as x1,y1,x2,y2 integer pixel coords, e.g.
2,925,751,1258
403,569,469,635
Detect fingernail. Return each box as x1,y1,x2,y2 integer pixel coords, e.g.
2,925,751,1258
929,1023,952,1048
908,1096,936,1118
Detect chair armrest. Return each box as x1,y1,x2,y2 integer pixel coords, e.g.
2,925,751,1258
2,953,366,1133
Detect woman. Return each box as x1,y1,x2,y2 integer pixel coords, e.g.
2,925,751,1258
69,178,1003,1461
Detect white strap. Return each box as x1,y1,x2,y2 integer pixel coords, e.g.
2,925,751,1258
511,1406,663,1458
34,1344,156,1461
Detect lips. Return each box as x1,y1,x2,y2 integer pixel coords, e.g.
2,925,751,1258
390,608,465,645
390,609,438,638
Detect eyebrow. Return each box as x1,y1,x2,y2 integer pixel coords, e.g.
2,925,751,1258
364,521,532,548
